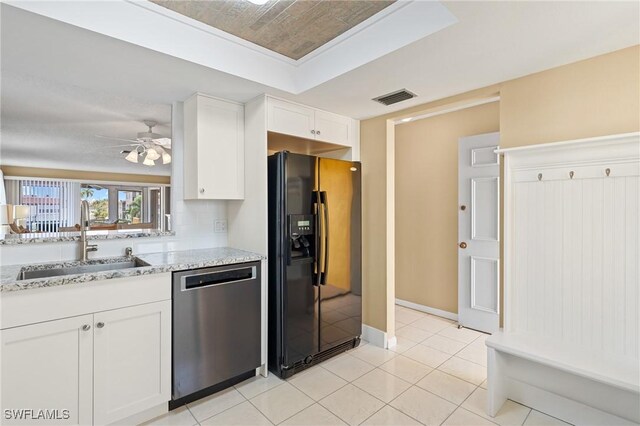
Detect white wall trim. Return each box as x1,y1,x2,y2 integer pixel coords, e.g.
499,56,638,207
395,298,459,321
393,96,501,125
9,1,456,94
362,324,396,349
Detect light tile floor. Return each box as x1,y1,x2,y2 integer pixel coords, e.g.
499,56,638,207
143,306,573,426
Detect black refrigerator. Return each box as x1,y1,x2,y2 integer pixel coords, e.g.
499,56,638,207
268,152,362,379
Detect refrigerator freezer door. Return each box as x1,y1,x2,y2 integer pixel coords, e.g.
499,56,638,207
282,153,320,367
317,158,362,353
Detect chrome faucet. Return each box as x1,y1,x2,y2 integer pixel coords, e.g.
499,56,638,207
80,200,98,261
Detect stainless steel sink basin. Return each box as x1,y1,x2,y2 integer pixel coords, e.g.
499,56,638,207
18,257,150,280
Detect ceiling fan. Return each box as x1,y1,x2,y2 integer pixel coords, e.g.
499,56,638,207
96,120,171,166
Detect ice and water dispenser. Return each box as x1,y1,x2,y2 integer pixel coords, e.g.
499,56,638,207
289,214,315,260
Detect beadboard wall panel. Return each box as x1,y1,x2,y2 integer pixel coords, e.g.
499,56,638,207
501,133,640,360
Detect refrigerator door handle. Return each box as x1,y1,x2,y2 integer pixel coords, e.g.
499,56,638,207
313,190,322,286
320,191,329,285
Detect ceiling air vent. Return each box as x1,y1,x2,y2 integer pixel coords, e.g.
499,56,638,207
372,89,417,106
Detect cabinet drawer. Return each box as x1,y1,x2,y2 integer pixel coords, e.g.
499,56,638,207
0,273,171,330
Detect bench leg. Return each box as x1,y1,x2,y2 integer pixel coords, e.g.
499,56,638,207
487,347,507,417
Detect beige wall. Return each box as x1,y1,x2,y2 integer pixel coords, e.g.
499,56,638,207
360,45,640,332
500,46,640,148
360,118,390,331
395,102,500,313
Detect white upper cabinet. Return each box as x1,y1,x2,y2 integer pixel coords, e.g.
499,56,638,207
184,93,245,200
267,98,315,140
266,97,357,149
314,109,352,146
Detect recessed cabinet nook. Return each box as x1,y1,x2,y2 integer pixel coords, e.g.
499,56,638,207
267,97,356,147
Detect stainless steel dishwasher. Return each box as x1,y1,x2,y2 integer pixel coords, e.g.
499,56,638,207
171,261,261,406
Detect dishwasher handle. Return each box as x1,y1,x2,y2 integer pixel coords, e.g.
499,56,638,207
181,266,257,291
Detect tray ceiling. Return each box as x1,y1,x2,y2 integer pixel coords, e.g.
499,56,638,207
150,0,395,60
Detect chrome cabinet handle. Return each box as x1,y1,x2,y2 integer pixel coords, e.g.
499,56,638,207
311,130,316,135
316,130,321,135
82,324,91,331
96,322,105,329
199,188,205,194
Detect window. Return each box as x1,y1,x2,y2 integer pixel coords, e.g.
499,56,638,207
117,190,143,223
80,185,109,223
4,177,170,232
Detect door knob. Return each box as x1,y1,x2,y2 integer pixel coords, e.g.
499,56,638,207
459,242,467,249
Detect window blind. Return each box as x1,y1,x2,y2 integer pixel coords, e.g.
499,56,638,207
19,179,80,232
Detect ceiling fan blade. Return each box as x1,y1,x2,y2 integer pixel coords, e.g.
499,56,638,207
109,143,140,148
95,135,139,143
152,137,172,147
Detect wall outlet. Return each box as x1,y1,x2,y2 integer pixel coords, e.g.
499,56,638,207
214,220,227,233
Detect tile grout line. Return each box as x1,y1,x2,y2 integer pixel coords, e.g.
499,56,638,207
245,396,277,425
521,408,532,426
169,308,490,426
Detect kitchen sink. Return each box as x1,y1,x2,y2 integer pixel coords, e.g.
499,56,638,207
18,257,150,280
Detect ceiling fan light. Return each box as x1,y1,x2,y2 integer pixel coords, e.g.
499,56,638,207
145,147,161,161
162,152,172,164
143,156,155,166
125,150,139,163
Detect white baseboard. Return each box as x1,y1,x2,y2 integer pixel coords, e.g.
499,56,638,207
361,324,396,349
395,298,458,321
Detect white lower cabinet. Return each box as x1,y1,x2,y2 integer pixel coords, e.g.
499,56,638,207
93,301,171,425
1,300,171,425
1,315,94,425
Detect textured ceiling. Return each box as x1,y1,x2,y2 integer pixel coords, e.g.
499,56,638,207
0,70,172,176
150,0,395,60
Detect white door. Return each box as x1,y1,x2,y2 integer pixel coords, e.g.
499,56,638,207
458,132,500,333
267,97,316,140
1,315,94,425
93,301,171,425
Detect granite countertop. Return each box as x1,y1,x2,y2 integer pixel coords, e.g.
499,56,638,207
0,229,175,245
0,247,264,293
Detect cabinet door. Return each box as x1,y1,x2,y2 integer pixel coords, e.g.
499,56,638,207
93,301,171,425
314,110,352,146
1,315,93,426
267,97,316,140
197,96,245,200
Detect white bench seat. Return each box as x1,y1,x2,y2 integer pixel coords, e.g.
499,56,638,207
486,332,640,425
